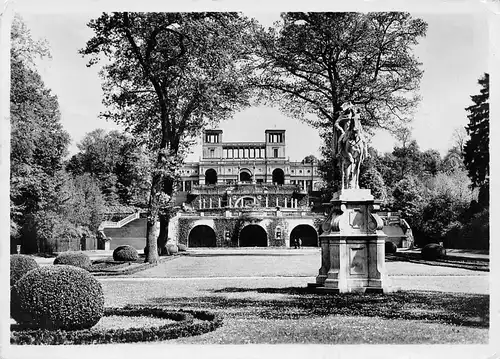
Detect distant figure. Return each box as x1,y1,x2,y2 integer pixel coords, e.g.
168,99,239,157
298,238,302,249
294,238,298,249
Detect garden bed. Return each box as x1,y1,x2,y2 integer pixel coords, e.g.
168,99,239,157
389,252,488,272
90,255,182,276
11,306,223,345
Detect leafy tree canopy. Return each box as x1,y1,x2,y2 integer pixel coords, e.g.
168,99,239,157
66,129,152,207
80,12,257,263
254,12,427,134
10,16,70,223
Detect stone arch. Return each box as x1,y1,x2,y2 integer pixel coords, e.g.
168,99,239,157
205,168,217,185
239,224,268,247
239,168,252,182
234,196,257,208
272,168,284,185
188,225,217,247
290,224,318,247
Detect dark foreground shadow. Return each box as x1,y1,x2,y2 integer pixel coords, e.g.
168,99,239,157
148,287,489,328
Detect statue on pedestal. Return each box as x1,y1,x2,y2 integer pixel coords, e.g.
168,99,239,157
333,102,368,191
308,102,393,293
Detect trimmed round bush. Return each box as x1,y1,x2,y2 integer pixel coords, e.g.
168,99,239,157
166,244,178,255
11,265,104,330
385,241,397,254
177,244,187,252
421,243,447,261
113,245,139,261
53,251,92,271
10,255,39,286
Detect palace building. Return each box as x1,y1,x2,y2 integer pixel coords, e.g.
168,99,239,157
100,128,413,250
178,129,322,192
166,128,325,248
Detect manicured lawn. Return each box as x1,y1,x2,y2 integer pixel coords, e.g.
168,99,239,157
173,315,487,344
100,276,488,344
129,249,488,278
13,249,490,346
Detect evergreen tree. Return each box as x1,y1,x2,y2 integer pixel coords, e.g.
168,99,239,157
463,73,489,191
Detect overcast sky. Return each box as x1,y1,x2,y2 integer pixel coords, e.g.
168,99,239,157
16,8,490,162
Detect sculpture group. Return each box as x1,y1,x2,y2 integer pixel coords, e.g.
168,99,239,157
309,101,391,294
333,102,368,191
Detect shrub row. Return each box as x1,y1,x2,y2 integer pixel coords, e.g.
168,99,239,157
144,243,186,256
11,307,223,345
10,255,38,286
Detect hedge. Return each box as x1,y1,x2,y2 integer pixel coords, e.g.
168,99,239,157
421,243,447,261
385,241,397,254
53,251,92,271
11,306,223,345
11,265,104,330
113,245,139,261
10,255,38,286
166,244,178,255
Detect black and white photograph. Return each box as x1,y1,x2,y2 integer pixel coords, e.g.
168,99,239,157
1,0,496,358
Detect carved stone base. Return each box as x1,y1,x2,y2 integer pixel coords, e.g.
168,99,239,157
308,189,395,294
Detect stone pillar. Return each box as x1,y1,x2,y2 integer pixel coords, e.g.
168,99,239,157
275,197,279,207
199,200,202,209
209,198,213,208
284,198,288,208
308,189,393,293
265,196,269,207
218,197,221,208
229,197,232,207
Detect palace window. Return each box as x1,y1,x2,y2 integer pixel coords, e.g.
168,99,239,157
273,148,278,158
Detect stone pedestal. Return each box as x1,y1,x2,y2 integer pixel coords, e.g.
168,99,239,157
309,189,393,293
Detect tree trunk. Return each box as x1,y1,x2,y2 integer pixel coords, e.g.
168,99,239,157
145,214,160,264
145,170,162,264
157,214,169,254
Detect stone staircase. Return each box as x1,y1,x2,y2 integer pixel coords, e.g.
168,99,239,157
99,212,140,230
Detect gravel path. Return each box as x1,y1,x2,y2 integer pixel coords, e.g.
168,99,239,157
126,249,488,295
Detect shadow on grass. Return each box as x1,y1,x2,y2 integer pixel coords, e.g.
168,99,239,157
385,253,489,272
148,287,489,328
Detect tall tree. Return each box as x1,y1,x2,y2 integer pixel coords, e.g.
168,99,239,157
81,12,255,263
66,129,152,207
391,139,422,182
10,16,70,243
254,12,426,191
463,73,489,191
254,12,427,133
